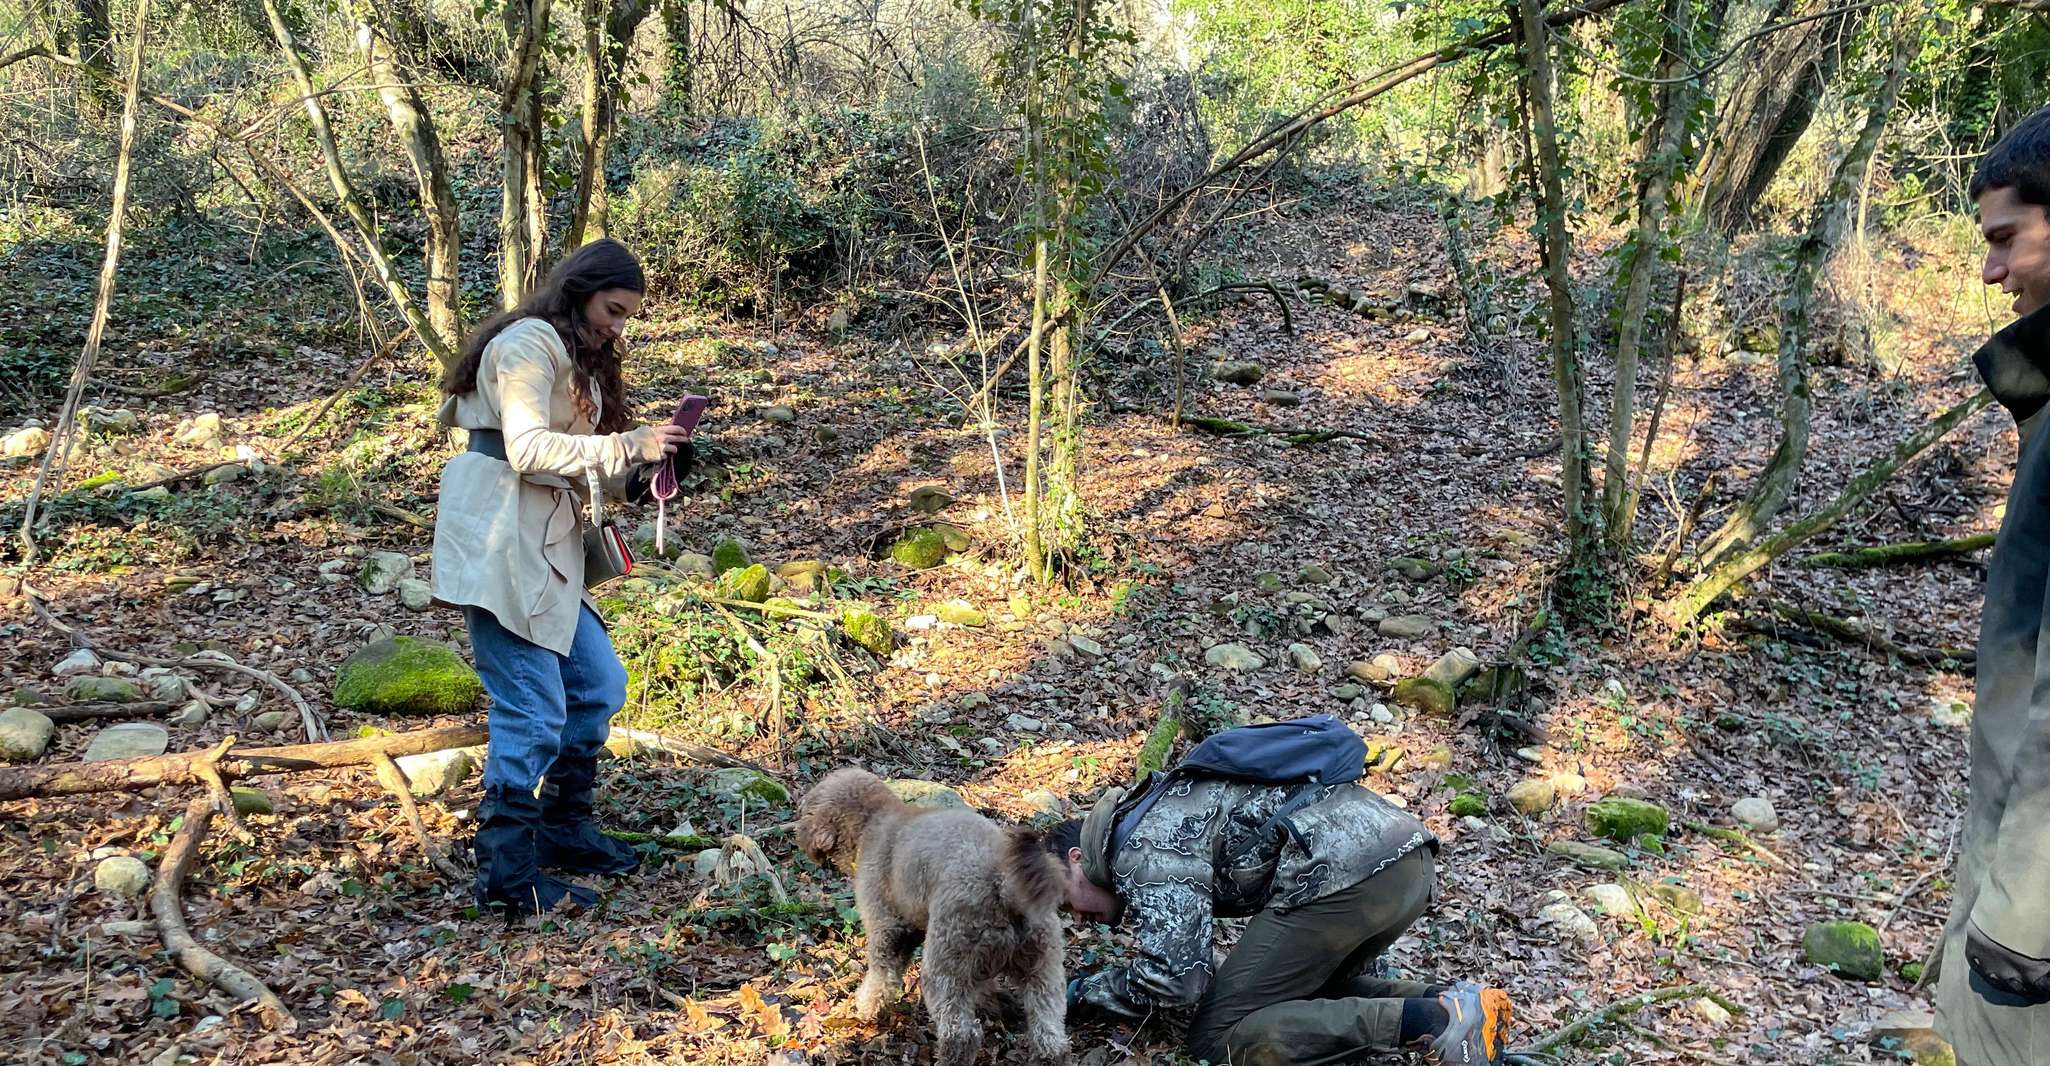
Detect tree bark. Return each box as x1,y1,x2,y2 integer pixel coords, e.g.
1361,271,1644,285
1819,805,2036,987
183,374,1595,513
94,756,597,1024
1803,532,1995,568
1697,21,1921,565
660,0,692,107
1668,388,1993,621
568,0,652,248
0,726,487,801
499,0,555,306
259,0,456,369
358,16,464,355
1519,0,1594,566
17,0,150,561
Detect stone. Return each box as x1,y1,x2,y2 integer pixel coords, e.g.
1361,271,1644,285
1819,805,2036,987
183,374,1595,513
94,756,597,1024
1585,883,1636,917
1211,361,1265,385
356,551,415,595
1803,921,1884,981
0,707,55,762
202,463,245,486
1205,643,1266,671
1585,797,1670,842
1068,634,1104,658
888,527,949,569
55,649,102,676
887,779,967,810
1423,647,1481,689
65,676,143,704
1332,684,1365,701
674,552,716,579
141,670,188,704
1929,698,1971,729
1022,789,1065,819
1287,643,1323,673
1694,998,1733,1028
1406,328,1433,343
1377,615,1436,640
762,405,798,423
168,701,208,727
1006,713,1045,732
711,538,751,575
933,601,986,627
84,406,140,435
1871,1010,1954,1066
1298,562,1334,585
1507,777,1558,816
1389,557,1432,581
82,722,169,762
1449,793,1488,818
396,578,434,612
1647,880,1703,916
1731,796,1779,834
775,559,827,593
708,768,790,807
1547,840,1629,871
333,637,483,715
1259,389,1303,406
1538,897,1601,943
1417,745,1454,771
2,426,50,458
251,710,291,733
1008,593,1034,620
395,748,476,796
718,564,772,603
95,856,151,897
1391,677,1454,717
841,609,894,656
230,787,273,815
175,413,224,445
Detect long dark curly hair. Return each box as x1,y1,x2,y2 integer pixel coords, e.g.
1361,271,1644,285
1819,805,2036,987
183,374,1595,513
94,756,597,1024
441,239,645,434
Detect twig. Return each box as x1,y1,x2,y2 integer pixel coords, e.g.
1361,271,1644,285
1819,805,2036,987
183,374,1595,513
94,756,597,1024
1682,819,1791,870
1735,600,1974,668
369,501,435,531
368,751,465,881
607,727,778,776
37,700,175,722
152,795,298,1029
1178,415,1385,445
191,737,256,847
1514,984,1718,1055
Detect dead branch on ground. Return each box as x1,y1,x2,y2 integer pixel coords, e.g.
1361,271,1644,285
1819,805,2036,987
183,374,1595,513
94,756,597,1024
369,751,466,881
0,725,489,801
152,793,298,1029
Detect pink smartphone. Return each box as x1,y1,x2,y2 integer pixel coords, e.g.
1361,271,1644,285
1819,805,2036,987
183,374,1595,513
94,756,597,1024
671,394,709,438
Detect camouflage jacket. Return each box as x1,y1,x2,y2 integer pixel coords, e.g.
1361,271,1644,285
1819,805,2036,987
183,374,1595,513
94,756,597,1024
1074,776,1435,1018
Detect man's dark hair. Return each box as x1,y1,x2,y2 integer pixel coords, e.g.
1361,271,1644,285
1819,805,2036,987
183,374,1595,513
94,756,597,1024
1045,818,1083,858
1972,105,2050,207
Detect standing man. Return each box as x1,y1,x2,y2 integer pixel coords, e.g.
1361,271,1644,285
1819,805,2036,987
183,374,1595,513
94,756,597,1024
1940,105,2050,1062
1049,772,1512,1066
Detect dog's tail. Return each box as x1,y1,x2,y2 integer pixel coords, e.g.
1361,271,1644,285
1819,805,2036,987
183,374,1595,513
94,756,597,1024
999,827,1066,916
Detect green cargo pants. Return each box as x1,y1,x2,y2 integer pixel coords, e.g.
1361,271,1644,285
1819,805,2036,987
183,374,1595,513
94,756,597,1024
1185,847,1439,1066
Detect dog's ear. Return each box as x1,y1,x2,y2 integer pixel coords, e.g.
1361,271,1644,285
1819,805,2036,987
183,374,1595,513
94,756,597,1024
797,816,836,861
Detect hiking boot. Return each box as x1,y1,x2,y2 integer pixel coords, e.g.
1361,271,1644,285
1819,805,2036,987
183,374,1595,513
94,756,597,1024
474,785,598,918
537,755,641,876
1426,980,1513,1066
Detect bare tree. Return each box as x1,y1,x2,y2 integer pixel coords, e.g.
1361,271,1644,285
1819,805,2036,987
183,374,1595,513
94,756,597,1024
359,9,464,345
567,0,653,249
499,0,555,305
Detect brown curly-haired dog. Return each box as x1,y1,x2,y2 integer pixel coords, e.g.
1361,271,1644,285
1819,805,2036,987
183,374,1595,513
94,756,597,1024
796,767,1068,1065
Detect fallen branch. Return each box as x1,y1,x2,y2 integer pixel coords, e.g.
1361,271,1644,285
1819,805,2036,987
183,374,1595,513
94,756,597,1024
1735,600,1974,668
607,727,779,777
369,751,465,881
1683,819,1791,870
275,324,415,455
191,737,256,846
37,700,175,722
0,725,487,801
1180,415,1383,446
604,830,719,849
1514,983,1728,1055
1802,532,1994,569
369,501,435,531
152,794,297,1030
723,833,788,904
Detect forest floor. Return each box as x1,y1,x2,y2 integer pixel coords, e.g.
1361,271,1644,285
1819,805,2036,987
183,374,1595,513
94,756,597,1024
0,181,2012,1065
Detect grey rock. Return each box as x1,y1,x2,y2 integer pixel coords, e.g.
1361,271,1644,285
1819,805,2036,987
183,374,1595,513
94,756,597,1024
288,668,315,684
94,855,151,897
1546,840,1629,871
1929,698,1971,729
1333,683,1365,701
1288,642,1323,673
1731,796,1779,834
1067,634,1104,658
167,701,209,728
762,405,798,423
55,649,102,676
1423,647,1481,689
65,676,143,703
175,413,223,446
251,710,291,733
675,553,717,578
0,707,55,762
1538,895,1601,943
141,669,188,704
1376,615,1436,640
397,578,434,612
202,463,245,486
85,406,140,435
1205,643,1266,671
1389,557,1432,581
1005,713,1045,733
1585,883,1636,917
1298,562,1334,585
83,723,169,762
708,767,791,806
887,779,968,810
395,748,476,796
1022,789,1066,819
1507,777,1558,816
1211,361,1266,385
357,551,415,596
2,426,50,458
1259,389,1303,406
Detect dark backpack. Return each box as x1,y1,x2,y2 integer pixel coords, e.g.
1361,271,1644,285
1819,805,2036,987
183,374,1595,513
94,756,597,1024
1110,714,1367,859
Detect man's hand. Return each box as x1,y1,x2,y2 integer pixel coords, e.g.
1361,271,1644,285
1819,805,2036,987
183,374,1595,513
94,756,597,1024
1968,921,2050,1003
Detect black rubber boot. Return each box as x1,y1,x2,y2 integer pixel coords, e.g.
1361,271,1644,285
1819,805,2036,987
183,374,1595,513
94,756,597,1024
473,785,598,918
537,755,641,876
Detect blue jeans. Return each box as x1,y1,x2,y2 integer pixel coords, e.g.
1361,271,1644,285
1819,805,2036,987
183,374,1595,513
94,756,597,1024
465,604,628,792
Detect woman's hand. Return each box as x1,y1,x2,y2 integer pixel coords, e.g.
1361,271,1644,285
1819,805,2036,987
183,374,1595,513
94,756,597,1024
626,423,694,462
650,424,692,455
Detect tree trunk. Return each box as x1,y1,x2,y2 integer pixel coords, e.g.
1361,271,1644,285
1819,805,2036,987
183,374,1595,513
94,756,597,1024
1694,0,1865,235
16,0,149,560
359,17,463,359
0,726,487,801
1519,0,1594,566
1697,22,1921,565
660,0,692,107
1021,0,1049,584
1602,0,1698,544
1668,389,1993,621
259,0,456,368
568,0,651,249
500,0,554,306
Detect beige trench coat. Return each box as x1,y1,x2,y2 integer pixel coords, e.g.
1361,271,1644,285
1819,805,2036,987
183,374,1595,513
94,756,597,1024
431,317,663,655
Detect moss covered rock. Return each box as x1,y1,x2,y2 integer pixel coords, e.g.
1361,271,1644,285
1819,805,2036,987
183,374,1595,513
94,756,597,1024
231,787,273,815
718,563,772,603
711,538,751,576
1585,797,1670,842
888,527,948,569
1449,792,1488,818
934,600,986,627
842,609,894,657
1803,920,1883,981
333,637,483,716
64,676,143,704
761,596,808,619
887,779,968,810
1391,676,1455,717
707,767,789,806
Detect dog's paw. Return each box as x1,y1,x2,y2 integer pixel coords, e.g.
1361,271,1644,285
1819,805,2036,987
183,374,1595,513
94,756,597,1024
852,981,895,1021
1026,1035,1070,1062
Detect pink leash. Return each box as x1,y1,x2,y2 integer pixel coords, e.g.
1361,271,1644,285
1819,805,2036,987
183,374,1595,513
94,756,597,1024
651,450,679,557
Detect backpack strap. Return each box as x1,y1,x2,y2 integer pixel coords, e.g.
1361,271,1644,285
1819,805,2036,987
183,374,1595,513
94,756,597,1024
1222,783,1325,867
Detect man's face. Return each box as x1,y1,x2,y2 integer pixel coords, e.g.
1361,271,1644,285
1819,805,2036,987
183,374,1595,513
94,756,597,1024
1980,185,2050,317
1062,848,1120,924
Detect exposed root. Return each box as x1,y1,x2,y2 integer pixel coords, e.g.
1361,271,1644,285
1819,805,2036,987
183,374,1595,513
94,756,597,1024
151,794,297,1030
